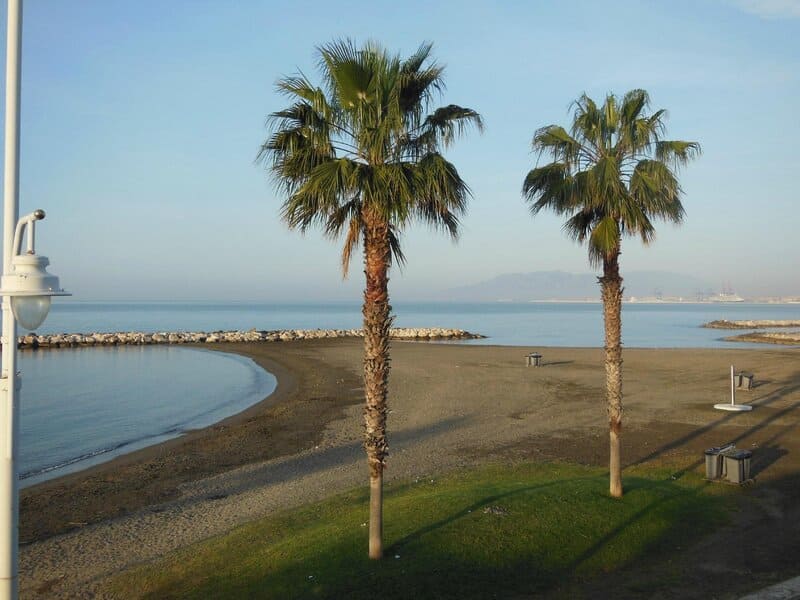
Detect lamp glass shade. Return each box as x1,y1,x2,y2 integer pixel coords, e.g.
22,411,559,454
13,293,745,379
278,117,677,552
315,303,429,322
11,295,51,330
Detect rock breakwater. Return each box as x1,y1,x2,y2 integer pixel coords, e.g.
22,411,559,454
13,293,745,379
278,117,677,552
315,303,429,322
703,319,800,330
12,327,485,350
723,331,800,345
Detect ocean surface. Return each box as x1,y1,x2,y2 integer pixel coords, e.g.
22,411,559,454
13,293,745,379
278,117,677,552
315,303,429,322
12,300,800,485
20,346,275,487
33,300,800,347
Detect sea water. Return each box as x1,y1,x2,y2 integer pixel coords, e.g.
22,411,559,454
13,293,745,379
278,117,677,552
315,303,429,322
19,345,275,486
34,300,800,348
11,301,800,485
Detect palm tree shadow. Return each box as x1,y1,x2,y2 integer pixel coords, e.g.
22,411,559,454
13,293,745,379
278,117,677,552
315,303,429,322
562,477,707,576
388,477,593,554
182,415,474,507
632,371,800,474
750,443,789,478
388,474,710,592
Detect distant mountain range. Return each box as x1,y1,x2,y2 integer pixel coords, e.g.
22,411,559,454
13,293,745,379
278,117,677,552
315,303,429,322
440,270,713,302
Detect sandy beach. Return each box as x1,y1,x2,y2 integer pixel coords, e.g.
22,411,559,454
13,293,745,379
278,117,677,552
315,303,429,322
19,339,800,598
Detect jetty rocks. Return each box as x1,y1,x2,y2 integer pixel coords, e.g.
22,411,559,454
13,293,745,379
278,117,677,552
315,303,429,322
723,331,800,345
703,319,800,330
15,327,485,349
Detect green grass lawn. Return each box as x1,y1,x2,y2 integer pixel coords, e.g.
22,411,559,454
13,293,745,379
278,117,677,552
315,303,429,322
112,462,733,599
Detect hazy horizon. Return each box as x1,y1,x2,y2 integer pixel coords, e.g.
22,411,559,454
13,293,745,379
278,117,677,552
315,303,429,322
1,0,798,303
51,268,799,303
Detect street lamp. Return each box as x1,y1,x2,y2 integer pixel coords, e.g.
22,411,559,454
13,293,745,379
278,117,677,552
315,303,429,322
1,1,70,597
2,210,68,329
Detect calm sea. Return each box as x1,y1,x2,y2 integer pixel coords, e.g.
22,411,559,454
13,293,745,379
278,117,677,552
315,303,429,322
35,300,800,347
13,301,800,485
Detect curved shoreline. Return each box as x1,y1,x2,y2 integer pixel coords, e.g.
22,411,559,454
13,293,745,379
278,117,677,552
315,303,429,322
20,340,362,543
20,347,278,487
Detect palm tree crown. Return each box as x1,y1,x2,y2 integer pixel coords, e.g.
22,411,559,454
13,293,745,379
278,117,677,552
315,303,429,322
260,39,483,271
523,89,700,265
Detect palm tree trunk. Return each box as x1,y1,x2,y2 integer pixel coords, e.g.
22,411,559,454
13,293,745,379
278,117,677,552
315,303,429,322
600,251,624,498
362,211,392,559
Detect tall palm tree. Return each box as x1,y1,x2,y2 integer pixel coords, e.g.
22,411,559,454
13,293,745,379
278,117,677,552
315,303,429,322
259,39,482,558
522,89,699,498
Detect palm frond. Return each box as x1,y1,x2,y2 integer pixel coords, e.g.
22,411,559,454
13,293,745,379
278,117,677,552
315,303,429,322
563,209,597,245
655,140,702,168
413,105,484,153
340,214,361,278
588,216,621,265
388,226,407,268
523,162,573,215
531,125,582,165
630,159,686,224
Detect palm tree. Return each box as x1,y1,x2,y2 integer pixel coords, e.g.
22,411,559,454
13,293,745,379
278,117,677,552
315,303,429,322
522,89,699,498
259,39,482,557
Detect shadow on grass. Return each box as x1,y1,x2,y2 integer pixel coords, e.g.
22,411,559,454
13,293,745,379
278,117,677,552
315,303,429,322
133,467,725,600
388,476,592,554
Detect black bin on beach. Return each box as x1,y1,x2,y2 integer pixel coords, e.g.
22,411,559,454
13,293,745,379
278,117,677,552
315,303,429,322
722,449,752,484
704,444,734,479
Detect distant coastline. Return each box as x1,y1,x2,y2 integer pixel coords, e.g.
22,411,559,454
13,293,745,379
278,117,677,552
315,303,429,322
519,298,800,305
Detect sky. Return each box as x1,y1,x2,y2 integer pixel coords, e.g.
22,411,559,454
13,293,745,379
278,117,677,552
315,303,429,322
0,0,797,301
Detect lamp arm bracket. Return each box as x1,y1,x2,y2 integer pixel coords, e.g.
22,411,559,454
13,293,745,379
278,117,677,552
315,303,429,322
11,210,45,257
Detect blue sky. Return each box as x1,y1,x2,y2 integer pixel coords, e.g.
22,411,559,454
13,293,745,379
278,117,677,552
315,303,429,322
1,0,798,301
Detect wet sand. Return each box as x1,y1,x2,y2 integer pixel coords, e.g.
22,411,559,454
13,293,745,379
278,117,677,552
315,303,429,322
19,340,800,598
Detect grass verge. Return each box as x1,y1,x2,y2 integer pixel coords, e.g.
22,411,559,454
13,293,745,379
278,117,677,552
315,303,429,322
111,462,732,599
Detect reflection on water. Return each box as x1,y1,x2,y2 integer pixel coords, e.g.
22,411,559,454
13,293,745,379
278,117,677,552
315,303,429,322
20,346,276,487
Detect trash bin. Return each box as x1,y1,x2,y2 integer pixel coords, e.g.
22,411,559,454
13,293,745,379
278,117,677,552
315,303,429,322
704,444,735,479
722,449,752,484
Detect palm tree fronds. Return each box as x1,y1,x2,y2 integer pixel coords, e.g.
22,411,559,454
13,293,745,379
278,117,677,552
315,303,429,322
532,125,581,163
388,226,407,268
655,140,702,168
589,216,621,264
563,209,596,245
418,105,484,151
340,215,361,278
263,38,478,272
630,159,686,224
526,89,698,260
523,162,572,215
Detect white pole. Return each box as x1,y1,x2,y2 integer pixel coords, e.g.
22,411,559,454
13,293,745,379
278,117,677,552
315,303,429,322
1,0,22,597
730,364,735,406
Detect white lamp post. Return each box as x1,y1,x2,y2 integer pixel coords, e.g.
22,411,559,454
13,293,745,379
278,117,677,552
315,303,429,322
1,1,69,597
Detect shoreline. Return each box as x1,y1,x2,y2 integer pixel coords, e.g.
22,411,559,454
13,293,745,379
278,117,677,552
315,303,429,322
21,331,794,487
19,340,800,598
19,332,797,497
21,347,292,495
20,340,363,543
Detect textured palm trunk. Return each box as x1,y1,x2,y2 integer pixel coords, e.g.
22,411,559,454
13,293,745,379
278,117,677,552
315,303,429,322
362,211,392,559
600,251,624,498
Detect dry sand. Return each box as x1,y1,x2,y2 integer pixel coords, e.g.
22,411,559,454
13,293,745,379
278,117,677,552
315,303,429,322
18,340,800,598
